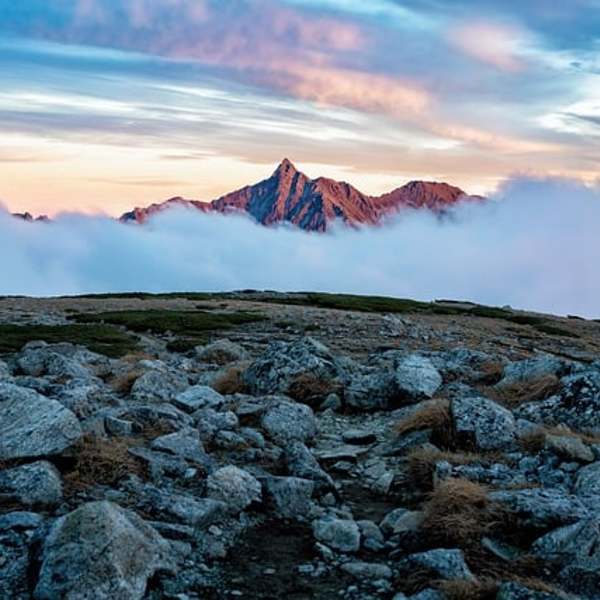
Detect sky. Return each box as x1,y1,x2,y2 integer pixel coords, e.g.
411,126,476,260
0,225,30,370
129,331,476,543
0,0,599,216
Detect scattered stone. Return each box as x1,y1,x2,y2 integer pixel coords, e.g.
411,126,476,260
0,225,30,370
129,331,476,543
380,509,423,538
173,385,225,412
545,433,594,463
342,428,377,445
34,501,172,600
0,383,81,459
313,516,360,553
206,466,262,513
150,427,210,465
285,441,335,490
532,517,600,597
130,369,189,403
261,397,317,444
398,548,475,581
451,395,516,450
394,355,442,402
315,444,370,462
263,476,314,519
341,561,392,580
0,461,62,507
498,354,567,387
496,582,561,600
574,461,600,497
489,488,589,529
244,337,339,395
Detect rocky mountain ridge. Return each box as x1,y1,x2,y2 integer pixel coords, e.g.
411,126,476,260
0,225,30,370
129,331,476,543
120,159,480,231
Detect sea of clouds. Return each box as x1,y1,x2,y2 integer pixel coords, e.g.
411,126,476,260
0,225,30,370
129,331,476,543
0,176,598,317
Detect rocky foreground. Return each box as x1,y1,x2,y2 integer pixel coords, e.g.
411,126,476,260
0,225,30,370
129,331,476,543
1,295,600,599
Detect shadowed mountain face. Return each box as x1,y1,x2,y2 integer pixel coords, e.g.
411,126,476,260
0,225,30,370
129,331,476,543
120,159,480,230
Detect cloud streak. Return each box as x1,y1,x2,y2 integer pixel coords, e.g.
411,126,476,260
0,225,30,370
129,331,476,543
0,176,598,318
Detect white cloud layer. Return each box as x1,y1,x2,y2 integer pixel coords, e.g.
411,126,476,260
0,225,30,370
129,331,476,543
0,176,598,317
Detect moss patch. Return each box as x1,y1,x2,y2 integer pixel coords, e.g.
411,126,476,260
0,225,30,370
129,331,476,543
0,323,138,358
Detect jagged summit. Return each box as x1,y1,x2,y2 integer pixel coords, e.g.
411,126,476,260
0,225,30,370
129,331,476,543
120,159,481,230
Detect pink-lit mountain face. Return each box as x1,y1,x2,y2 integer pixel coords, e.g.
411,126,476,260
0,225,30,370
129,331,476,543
120,159,481,231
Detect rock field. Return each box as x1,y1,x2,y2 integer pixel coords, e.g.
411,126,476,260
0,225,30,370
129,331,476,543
1,292,600,599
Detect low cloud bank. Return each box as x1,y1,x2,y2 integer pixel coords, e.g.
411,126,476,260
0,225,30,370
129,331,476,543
0,176,598,317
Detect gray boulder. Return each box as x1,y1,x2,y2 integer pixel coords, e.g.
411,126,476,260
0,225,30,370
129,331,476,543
0,359,11,379
150,427,210,465
134,483,224,527
244,337,339,395
498,354,567,387
517,369,600,432
341,561,392,580
344,367,394,411
194,408,239,442
173,385,225,413
261,397,317,444
398,548,475,581
380,508,423,538
489,488,589,529
34,501,172,600
451,395,516,450
313,516,360,552
574,461,600,497
206,466,262,513
532,517,600,597
496,581,564,599
0,461,62,507
545,433,594,463
0,511,44,599
130,369,188,403
196,339,249,365
17,345,94,380
263,476,314,519
0,383,81,459
285,441,334,490
394,355,442,402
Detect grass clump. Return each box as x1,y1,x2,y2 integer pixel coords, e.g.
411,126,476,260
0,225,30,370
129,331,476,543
63,434,145,494
421,478,504,547
486,375,562,409
212,364,249,395
287,373,339,407
437,579,498,600
0,323,138,358
396,399,452,447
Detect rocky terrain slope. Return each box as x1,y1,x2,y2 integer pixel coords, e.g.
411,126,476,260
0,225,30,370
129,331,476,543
120,160,478,231
0,291,600,599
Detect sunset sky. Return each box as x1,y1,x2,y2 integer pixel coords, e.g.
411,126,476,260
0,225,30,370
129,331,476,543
1,0,599,216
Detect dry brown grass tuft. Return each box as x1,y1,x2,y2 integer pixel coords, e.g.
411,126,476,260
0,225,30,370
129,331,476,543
437,578,498,600
476,362,505,385
421,478,505,548
63,434,145,494
405,447,485,490
486,375,561,409
212,363,249,395
287,372,339,407
396,399,452,447
120,351,156,364
107,369,143,395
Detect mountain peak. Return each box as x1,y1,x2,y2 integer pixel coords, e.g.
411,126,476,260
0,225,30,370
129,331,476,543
274,158,298,176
